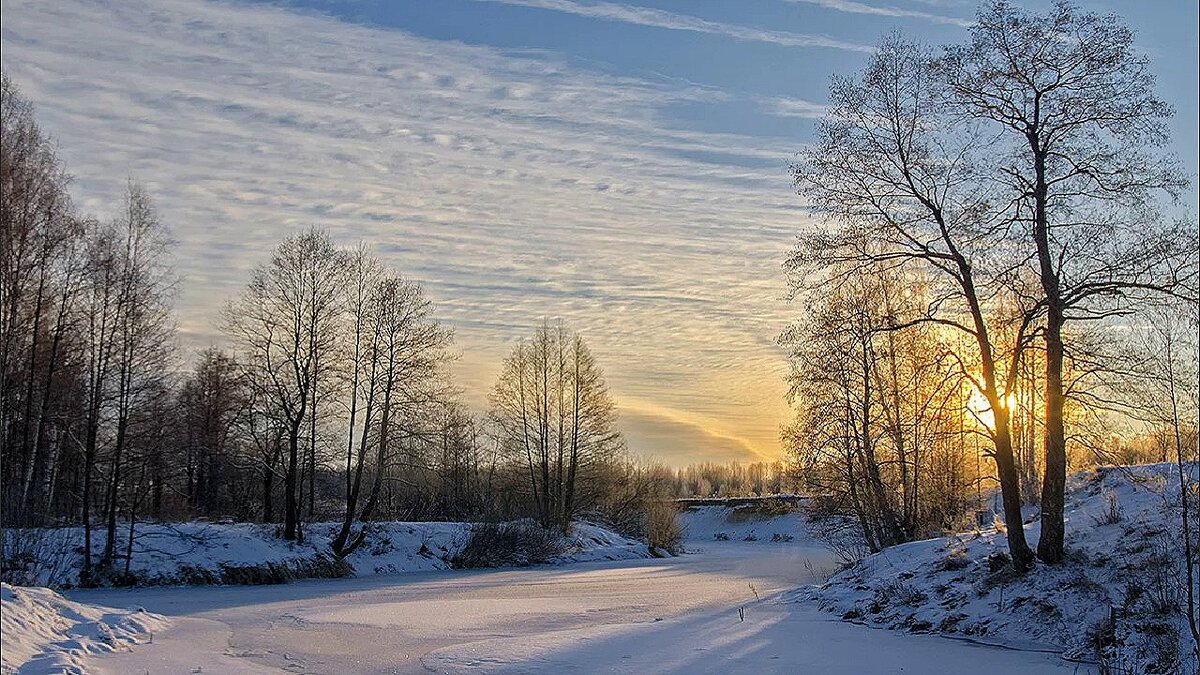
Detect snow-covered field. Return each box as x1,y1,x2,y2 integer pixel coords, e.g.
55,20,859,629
3,520,651,588
0,502,1080,674
0,583,168,674
793,463,1197,673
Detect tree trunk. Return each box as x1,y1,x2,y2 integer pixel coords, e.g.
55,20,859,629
993,406,1033,569
283,424,300,540
1037,311,1067,563
1032,145,1067,565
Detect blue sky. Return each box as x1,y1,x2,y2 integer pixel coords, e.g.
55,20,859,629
2,0,1196,466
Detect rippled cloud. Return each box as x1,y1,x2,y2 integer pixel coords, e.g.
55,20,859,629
1,0,809,464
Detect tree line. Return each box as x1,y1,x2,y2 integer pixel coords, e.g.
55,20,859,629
0,74,673,584
785,0,1198,574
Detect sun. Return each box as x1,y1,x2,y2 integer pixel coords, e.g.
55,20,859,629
966,387,1019,429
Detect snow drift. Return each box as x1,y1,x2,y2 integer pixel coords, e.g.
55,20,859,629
0,582,168,674
790,463,1197,673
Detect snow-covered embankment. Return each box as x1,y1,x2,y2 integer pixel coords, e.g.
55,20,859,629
4,520,652,589
676,497,815,544
0,582,168,674
790,463,1197,672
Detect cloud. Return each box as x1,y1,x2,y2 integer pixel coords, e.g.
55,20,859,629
616,398,774,467
472,0,873,52
765,97,828,119
785,0,972,28
1,0,802,463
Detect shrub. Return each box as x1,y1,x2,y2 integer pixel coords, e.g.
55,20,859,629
643,501,683,555
1091,490,1123,526
450,521,565,569
1086,611,1117,653
807,513,869,564
938,550,969,571
1,528,77,587
874,580,927,607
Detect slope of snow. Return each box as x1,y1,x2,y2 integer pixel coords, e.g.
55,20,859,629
551,522,656,563
677,500,814,544
0,582,169,674
790,463,1197,673
5,520,652,588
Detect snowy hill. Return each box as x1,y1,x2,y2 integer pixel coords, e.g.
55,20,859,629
677,498,816,544
0,582,168,674
3,520,652,589
789,463,1197,673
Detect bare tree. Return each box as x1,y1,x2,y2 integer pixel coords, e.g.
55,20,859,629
178,348,246,516
98,183,175,568
1126,305,1200,661
224,229,346,541
332,270,451,558
943,0,1195,563
0,75,83,528
783,271,974,551
490,321,623,532
790,36,1037,566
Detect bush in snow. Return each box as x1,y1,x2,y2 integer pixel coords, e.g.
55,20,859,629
450,521,565,569
642,501,683,556
1,528,76,588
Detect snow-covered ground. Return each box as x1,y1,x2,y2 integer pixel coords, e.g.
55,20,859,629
793,463,1197,673
0,583,168,674
8,483,1163,673
4,520,651,588
61,541,1075,674
676,500,814,545
0,503,1078,674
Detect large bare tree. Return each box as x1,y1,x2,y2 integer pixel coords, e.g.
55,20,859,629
791,36,1038,567
943,0,1195,562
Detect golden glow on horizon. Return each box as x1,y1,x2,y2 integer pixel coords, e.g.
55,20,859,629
615,395,779,464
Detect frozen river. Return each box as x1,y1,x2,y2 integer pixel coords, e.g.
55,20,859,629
73,541,1078,674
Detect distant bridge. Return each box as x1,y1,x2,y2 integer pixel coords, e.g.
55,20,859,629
672,494,812,508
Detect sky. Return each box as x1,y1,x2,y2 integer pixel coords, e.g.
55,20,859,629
2,0,1196,467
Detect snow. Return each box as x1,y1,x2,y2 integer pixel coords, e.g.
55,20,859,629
0,519,651,673
6,476,1170,673
65,542,1076,674
422,589,1075,674
0,582,168,675
677,500,815,545
6,519,652,588
791,463,1197,673
550,521,655,563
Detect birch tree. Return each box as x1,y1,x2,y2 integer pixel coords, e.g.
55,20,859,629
490,321,622,532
